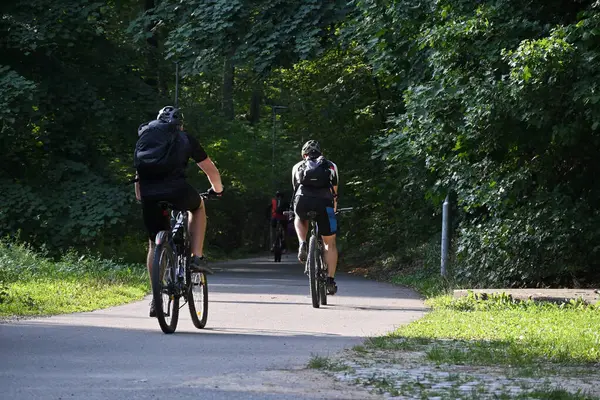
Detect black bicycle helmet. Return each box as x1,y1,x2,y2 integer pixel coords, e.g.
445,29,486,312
157,106,183,125
301,140,321,158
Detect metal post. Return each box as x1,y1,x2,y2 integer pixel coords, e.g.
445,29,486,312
270,106,287,191
271,107,276,190
441,193,450,277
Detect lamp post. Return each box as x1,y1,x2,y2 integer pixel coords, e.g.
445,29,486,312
271,106,288,191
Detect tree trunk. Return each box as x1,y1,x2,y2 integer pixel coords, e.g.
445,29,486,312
222,54,235,120
249,80,262,125
372,75,386,126
144,0,160,93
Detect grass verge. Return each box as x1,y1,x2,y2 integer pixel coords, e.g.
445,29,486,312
0,241,149,317
307,354,353,372
374,292,600,366
325,259,600,399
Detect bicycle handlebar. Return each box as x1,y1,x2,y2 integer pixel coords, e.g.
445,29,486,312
281,207,353,218
199,187,224,200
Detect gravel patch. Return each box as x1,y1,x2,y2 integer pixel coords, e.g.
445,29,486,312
321,347,600,399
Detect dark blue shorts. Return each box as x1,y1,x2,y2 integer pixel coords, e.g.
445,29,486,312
293,196,337,236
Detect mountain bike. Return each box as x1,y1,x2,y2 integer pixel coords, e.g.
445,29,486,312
272,220,285,262
273,216,293,262
305,207,353,308
151,191,216,334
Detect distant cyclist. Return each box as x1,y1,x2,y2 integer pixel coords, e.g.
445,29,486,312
291,140,339,294
134,106,223,317
270,191,290,252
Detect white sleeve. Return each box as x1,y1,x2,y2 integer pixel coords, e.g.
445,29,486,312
330,161,339,187
292,162,300,192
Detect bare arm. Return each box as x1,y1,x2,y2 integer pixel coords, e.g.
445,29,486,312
134,172,141,201
331,162,339,212
333,185,338,212
292,162,299,194
292,172,297,194
197,157,223,193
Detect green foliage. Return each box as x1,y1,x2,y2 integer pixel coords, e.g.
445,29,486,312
0,168,134,249
2,0,600,289
0,65,36,128
132,0,350,74
358,0,600,286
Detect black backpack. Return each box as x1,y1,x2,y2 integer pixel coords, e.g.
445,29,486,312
298,157,333,189
134,120,181,179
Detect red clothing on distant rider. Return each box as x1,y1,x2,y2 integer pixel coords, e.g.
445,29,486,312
271,198,287,220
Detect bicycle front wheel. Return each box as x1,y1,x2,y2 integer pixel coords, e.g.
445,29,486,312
308,235,320,308
187,271,208,329
151,232,180,334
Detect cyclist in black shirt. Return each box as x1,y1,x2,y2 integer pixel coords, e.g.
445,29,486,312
134,106,223,317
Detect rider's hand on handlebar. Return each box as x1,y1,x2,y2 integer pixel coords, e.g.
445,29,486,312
202,187,224,199
283,210,295,220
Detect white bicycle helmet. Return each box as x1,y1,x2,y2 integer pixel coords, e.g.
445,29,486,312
301,140,321,157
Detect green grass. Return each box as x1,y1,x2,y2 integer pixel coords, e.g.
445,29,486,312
368,293,600,366
307,354,330,369
0,241,149,317
391,273,451,298
307,354,353,372
522,389,597,400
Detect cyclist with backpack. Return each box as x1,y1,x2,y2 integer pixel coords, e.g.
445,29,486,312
292,140,339,295
134,106,223,317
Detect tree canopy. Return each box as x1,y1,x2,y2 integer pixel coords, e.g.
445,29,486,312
2,0,600,287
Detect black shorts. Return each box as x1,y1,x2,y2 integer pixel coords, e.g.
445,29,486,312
294,196,337,236
141,183,201,240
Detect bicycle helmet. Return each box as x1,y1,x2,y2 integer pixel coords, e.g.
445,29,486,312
157,106,183,125
301,140,321,158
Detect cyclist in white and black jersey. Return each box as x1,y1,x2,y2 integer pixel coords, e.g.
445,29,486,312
292,140,339,295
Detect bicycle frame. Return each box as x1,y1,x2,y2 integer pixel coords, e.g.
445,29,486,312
156,204,191,300
275,220,285,242
170,209,190,288
152,192,213,333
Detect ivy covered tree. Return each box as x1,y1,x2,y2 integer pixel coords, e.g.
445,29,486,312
0,0,163,250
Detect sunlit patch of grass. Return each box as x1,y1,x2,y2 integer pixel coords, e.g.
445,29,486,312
0,241,149,317
392,294,600,365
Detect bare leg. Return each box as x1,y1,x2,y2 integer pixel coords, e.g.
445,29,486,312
321,234,338,278
147,239,154,283
189,199,206,257
294,217,308,243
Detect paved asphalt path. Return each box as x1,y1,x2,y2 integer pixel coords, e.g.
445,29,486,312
0,255,426,400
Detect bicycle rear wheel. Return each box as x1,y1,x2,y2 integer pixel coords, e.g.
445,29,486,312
317,255,327,306
274,235,282,262
151,232,180,334
187,271,208,329
307,235,320,308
